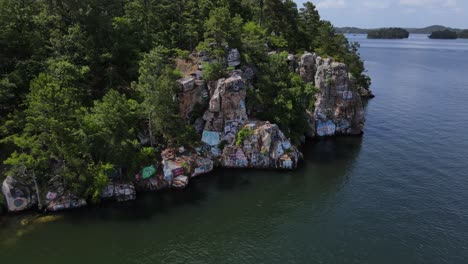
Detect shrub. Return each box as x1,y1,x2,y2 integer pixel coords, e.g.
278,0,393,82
202,62,226,81
236,127,253,146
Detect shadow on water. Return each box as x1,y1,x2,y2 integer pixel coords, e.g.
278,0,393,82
0,136,364,242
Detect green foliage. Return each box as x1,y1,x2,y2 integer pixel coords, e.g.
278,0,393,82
241,22,267,64
236,127,253,146
0,0,371,200
202,62,227,81
218,140,229,150
367,28,410,39
202,6,243,60
137,48,198,147
81,89,141,171
86,163,113,203
252,52,318,144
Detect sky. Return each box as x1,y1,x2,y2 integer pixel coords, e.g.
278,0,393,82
294,0,468,28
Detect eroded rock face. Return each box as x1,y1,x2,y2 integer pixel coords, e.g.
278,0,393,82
299,53,365,136
299,53,318,83
1,176,37,212
221,121,301,169
227,48,241,67
202,74,248,147
177,77,209,122
314,60,365,136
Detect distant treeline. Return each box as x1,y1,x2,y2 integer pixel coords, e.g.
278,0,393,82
367,28,409,39
429,30,458,39
337,25,466,35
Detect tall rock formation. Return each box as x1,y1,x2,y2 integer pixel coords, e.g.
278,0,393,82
202,73,248,147
299,53,366,137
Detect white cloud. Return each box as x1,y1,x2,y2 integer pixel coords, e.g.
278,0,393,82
399,0,457,8
315,0,346,9
363,1,392,9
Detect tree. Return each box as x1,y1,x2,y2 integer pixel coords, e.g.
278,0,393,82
4,60,90,194
201,6,243,61
81,90,141,173
241,22,268,64
251,52,317,144
299,2,321,51
137,47,197,147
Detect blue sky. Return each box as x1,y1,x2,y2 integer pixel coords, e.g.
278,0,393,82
294,0,468,28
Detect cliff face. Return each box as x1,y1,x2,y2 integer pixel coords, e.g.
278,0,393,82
1,50,371,213
221,121,301,169
299,53,366,136
200,71,302,169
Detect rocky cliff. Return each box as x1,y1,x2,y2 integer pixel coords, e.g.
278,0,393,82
299,53,366,136
1,50,372,214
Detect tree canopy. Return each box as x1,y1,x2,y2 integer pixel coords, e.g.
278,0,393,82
0,0,370,200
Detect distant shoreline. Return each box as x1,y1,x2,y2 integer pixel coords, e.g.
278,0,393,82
336,25,466,34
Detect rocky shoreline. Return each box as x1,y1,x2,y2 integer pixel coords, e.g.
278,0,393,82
1,51,373,214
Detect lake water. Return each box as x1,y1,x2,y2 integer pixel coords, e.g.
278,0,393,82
1,34,468,263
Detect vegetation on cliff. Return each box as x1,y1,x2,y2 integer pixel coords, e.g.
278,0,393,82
0,0,370,199
367,28,410,39
429,30,458,39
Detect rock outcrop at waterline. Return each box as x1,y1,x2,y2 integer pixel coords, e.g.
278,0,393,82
221,121,301,169
2,176,37,212
0,49,372,214
299,53,366,136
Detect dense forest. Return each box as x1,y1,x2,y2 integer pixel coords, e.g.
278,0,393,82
367,28,409,39
0,0,369,201
429,29,458,39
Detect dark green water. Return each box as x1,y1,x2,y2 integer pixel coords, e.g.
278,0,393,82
2,35,468,263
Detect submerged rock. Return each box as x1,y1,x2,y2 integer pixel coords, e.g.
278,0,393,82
46,194,87,212
221,121,302,169
101,182,136,202
1,176,37,212
299,53,366,136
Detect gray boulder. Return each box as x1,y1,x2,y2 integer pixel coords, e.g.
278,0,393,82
227,48,241,67
1,176,37,212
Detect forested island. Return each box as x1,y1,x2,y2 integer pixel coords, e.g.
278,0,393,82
429,30,458,39
0,0,372,214
337,25,465,35
367,28,410,39
459,30,468,39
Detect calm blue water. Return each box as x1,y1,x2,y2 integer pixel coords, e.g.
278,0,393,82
1,34,468,263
